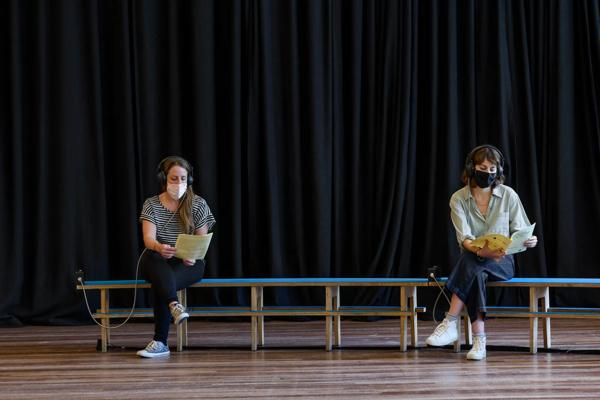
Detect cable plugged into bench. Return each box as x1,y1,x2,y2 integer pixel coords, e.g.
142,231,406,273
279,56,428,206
427,265,441,282
77,200,182,331
77,252,146,330
427,265,451,323
75,269,84,283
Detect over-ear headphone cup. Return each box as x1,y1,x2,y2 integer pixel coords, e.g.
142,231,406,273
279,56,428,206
156,171,166,186
465,159,474,178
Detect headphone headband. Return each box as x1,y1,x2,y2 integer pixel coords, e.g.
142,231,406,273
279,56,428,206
464,144,505,178
156,156,194,187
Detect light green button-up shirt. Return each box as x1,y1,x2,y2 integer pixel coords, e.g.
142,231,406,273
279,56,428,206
449,184,531,249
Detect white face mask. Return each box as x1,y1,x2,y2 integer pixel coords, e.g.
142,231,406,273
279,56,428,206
167,183,187,200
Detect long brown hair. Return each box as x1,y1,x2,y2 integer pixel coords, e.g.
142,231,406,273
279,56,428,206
159,156,195,233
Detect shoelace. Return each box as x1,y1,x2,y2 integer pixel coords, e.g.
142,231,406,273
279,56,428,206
472,337,486,351
148,341,163,351
171,303,185,314
432,320,450,337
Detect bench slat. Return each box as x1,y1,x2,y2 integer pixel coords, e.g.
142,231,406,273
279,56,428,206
487,311,600,319
96,306,426,317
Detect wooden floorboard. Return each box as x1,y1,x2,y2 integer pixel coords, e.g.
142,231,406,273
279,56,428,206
1,318,600,399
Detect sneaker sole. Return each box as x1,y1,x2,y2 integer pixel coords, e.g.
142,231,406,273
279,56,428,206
137,351,171,358
466,354,486,360
425,337,458,347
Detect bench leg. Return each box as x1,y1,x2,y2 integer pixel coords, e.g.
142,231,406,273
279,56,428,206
176,289,187,352
400,287,407,351
325,286,333,351
100,289,109,352
540,287,551,349
529,287,540,354
183,289,188,347
257,287,264,347
251,287,259,351
333,286,341,347
407,286,418,348
453,311,462,353
464,311,472,346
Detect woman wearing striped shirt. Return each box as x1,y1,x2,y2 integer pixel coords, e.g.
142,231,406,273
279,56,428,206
136,156,215,358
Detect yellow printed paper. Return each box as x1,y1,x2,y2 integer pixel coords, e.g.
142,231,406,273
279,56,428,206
471,234,512,252
471,223,536,255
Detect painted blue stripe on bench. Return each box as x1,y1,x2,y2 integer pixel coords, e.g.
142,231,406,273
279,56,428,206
500,278,600,284
82,278,430,285
437,277,600,284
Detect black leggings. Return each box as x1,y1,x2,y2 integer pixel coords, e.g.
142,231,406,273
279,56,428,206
139,250,205,345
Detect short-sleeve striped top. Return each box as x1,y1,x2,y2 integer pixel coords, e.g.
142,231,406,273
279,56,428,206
140,194,216,247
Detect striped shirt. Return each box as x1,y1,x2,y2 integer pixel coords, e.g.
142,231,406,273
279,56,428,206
140,194,216,247
450,184,531,250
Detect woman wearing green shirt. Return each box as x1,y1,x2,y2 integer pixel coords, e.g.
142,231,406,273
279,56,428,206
425,145,538,360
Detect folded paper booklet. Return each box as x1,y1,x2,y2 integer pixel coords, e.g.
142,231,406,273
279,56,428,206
471,223,536,255
174,233,213,260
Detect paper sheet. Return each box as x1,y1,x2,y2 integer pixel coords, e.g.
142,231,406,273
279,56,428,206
506,223,536,255
174,233,213,260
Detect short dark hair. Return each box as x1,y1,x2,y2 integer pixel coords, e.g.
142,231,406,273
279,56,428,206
461,146,505,187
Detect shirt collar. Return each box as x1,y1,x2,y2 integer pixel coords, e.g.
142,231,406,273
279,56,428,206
463,184,503,199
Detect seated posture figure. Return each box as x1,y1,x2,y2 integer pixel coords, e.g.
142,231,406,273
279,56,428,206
426,145,537,360
137,156,215,358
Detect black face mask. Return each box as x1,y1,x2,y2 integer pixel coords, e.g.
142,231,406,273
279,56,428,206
474,170,496,188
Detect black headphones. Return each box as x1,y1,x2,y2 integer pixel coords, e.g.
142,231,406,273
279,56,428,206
156,156,194,187
464,144,505,178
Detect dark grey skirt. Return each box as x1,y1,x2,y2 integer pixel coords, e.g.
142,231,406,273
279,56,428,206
446,251,514,322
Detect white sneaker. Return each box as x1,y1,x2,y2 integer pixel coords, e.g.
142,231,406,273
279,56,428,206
467,335,487,360
136,340,170,358
170,302,189,325
426,318,458,346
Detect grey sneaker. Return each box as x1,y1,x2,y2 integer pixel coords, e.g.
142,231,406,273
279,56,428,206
170,302,189,325
467,335,487,360
425,318,458,346
136,340,170,358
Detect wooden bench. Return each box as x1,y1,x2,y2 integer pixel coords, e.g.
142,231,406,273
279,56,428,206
77,278,429,353
437,277,600,354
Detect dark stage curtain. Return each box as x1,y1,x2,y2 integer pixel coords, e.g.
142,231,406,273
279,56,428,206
1,0,599,325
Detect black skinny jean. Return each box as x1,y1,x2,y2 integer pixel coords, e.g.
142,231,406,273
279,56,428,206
139,250,205,345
